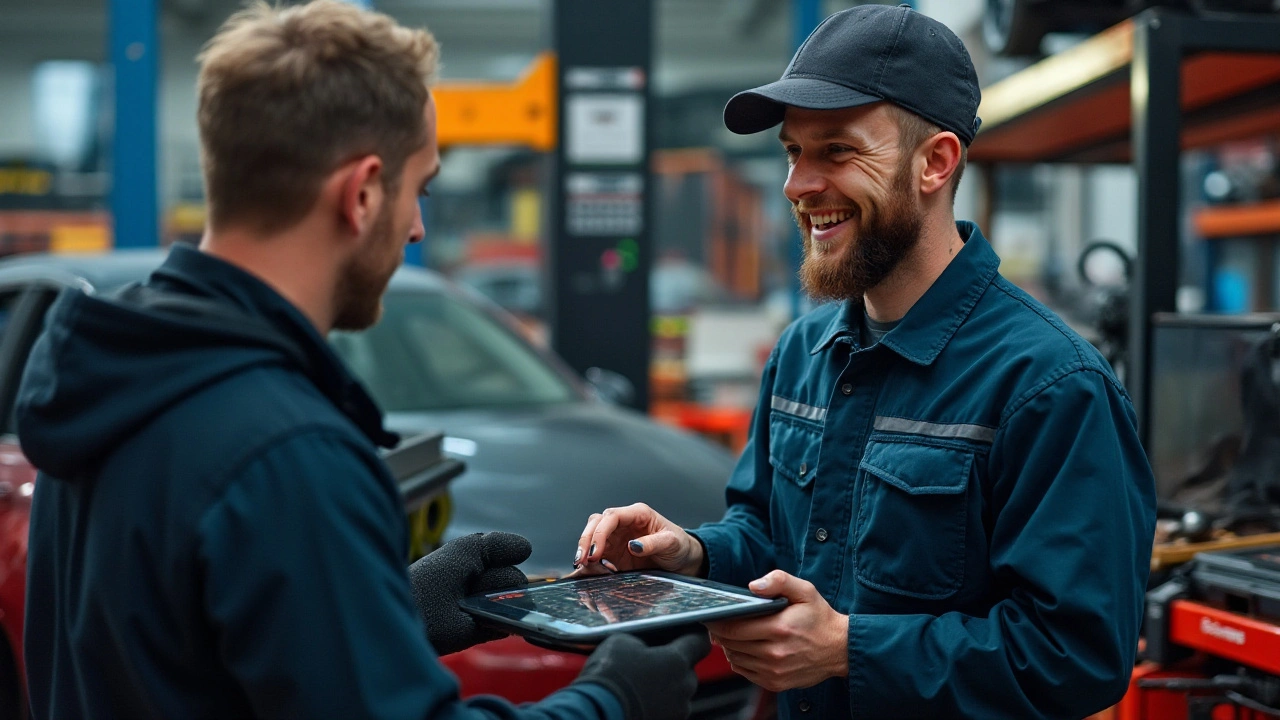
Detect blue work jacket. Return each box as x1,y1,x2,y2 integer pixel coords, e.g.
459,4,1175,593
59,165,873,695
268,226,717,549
691,222,1157,719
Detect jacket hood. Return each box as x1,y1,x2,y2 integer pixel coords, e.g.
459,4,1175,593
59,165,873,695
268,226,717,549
15,245,395,480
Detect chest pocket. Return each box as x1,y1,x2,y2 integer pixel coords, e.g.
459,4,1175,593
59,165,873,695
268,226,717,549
768,413,822,488
855,438,975,600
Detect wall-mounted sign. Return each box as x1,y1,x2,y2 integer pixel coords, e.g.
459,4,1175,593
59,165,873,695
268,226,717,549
566,93,644,165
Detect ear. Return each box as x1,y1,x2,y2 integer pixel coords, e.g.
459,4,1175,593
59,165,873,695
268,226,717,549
918,131,963,198
337,155,385,237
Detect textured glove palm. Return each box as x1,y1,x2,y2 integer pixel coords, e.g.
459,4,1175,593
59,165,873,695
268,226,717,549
409,532,531,656
574,632,712,720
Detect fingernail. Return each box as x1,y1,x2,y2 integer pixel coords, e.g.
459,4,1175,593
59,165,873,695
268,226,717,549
629,540,644,554
574,547,583,564
589,543,596,557
600,559,619,573
750,578,767,591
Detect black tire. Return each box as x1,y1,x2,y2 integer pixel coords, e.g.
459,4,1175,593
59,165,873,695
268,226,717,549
983,0,1051,56
0,631,25,720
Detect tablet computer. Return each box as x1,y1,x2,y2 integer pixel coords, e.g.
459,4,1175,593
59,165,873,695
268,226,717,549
459,571,787,651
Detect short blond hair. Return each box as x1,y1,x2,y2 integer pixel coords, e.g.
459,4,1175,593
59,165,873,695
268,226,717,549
889,104,967,204
197,0,439,233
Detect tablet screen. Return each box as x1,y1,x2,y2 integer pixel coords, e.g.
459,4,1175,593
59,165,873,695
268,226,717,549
479,573,772,633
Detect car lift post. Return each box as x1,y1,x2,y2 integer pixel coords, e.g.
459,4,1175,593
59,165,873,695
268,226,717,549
546,0,655,411
109,0,159,248
1130,11,1182,447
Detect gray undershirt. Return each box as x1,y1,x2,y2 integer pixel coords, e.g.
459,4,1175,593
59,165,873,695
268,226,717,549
861,310,900,347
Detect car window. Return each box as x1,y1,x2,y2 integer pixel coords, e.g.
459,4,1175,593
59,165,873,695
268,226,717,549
0,292,23,344
329,291,576,412
457,267,541,316
0,288,57,436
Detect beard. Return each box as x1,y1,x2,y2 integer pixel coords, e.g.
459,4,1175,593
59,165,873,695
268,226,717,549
332,202,402,331
794,160,924,303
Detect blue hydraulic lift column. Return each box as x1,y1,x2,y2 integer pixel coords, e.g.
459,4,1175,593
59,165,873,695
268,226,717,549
792,0,822,67
406,200,427,267
788,0,821,319
109,0,159,248
397,0,424,269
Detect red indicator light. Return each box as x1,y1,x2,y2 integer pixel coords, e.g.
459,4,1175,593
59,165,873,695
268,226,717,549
601,248,621,271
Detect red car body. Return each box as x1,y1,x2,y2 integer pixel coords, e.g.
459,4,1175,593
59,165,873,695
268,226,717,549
0,440,33,716
441,637,739,704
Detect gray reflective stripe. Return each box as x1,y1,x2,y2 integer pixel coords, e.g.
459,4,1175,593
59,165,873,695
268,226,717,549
873,416,996,443
770,395,827,423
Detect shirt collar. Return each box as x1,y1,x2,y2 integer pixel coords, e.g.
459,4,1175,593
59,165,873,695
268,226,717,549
810,300,857,355
809,222,1000,365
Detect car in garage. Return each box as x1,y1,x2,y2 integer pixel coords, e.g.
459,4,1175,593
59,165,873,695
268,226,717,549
0,248,763,719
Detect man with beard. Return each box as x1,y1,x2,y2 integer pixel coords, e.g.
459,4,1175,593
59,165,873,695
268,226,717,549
573,5,1156,719
17,2,709,719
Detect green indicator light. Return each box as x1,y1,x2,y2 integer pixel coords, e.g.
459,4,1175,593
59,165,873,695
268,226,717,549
617,238,639,272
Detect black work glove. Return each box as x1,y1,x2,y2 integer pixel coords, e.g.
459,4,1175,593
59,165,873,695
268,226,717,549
573,631,711,720
408,532,531,656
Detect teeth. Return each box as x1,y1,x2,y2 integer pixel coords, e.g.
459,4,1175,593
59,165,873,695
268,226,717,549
809,211,850,228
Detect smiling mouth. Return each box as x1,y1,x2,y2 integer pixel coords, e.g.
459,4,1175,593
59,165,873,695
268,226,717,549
807,209,855,234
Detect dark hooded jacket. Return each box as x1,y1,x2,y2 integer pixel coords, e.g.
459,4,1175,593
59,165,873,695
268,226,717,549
18,245,620,720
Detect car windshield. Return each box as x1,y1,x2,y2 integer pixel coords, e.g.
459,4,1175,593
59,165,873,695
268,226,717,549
329,290,578,412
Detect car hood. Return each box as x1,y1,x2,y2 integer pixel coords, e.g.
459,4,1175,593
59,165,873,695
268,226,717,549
385,401,737,576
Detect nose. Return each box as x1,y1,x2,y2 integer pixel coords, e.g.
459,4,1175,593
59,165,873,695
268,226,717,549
409,198,426,245
783,153,827,204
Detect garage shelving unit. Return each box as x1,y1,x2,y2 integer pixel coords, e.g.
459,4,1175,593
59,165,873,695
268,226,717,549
968,7,1280,447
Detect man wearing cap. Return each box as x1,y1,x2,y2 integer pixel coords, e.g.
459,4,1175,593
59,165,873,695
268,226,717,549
573,5,1156,718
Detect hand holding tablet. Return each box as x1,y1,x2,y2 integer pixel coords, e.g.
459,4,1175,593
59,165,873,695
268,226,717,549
459,571,788,652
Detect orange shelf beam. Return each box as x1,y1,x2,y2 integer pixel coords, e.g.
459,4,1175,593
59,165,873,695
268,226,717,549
970,11,1280,164
433,52,557,151
1194,199,1280,238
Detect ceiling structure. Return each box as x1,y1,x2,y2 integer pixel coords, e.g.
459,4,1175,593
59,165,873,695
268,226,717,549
0,0,939,94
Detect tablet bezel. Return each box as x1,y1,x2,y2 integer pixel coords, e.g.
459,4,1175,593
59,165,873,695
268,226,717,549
458,570,788,644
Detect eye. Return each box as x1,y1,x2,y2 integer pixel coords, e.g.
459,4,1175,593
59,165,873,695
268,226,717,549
783,145,801,163
827,144,855,157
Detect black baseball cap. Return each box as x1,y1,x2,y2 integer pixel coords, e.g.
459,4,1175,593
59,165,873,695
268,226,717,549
723,4,982,144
